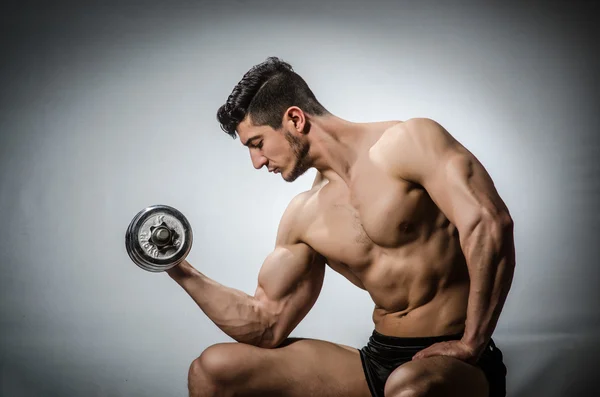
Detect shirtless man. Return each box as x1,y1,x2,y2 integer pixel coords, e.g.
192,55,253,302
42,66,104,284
166,57,515,397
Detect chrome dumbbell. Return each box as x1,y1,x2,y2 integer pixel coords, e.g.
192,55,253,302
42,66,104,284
125,205,193,272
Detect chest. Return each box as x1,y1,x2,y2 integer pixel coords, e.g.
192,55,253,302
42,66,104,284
305,160,435,268
349,159,430,247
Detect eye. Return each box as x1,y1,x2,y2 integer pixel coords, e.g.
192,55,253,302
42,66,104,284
256,141,263,149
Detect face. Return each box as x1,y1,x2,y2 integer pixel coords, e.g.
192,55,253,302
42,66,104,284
237,114,311,182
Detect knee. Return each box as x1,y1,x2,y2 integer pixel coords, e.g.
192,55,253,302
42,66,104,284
188,344,239,397
188,352,217,397
189,343,256,390
189,343,242,386
384,367,441,397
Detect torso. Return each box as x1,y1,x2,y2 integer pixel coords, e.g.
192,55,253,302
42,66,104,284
300,121,470,337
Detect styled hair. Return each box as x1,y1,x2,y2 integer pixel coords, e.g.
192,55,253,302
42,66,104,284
217,57,328,138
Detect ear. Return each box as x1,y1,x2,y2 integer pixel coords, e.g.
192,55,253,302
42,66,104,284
283,106,306,134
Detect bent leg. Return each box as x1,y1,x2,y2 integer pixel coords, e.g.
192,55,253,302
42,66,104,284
383,356,489,397
189,338,372,397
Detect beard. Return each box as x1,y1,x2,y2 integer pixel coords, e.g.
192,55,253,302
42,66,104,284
283,130,311,182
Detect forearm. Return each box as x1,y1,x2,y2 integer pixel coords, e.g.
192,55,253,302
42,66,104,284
460,215,515,352
166,261,275,347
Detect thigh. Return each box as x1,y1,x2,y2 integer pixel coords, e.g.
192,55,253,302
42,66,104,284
203,337,371,397
384,356,489,397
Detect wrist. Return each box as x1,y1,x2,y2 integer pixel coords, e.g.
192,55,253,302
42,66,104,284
166,260,198,280
461,332,487,353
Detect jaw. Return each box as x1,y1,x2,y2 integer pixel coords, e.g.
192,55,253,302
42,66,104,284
282,160,312,183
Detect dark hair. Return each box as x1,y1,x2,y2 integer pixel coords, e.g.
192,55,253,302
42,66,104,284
217,57,328,138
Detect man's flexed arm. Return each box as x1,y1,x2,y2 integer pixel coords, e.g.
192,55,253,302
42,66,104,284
167,193,325,349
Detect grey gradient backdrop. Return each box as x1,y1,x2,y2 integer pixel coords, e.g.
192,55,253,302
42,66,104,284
1,1,599,396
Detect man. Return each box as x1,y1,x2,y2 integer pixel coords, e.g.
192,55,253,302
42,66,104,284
167,57,515,397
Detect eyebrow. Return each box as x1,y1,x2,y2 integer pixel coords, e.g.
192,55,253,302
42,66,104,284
242,135,261,147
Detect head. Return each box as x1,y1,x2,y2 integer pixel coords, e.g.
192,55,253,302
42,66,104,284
216,57,328,182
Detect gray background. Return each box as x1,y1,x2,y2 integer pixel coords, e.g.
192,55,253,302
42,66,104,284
1,1,598,396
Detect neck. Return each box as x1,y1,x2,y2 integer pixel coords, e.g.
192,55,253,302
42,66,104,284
307,114,367,184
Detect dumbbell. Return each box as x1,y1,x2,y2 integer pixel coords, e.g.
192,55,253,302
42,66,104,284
125,205,193,272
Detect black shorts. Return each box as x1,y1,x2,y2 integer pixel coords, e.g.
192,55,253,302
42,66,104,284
358,331,507,397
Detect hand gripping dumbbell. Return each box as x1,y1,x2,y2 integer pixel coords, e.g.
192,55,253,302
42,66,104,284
125,205,193,272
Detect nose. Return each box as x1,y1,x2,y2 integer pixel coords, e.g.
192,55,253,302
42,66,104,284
250,150,268,170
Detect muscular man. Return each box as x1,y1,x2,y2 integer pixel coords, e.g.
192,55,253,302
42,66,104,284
167,57,515,397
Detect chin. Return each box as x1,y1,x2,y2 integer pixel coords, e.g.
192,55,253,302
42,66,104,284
282,169,305,183
281,170,295,183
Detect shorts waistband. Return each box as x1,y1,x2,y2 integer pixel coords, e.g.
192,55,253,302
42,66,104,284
370,330,464,348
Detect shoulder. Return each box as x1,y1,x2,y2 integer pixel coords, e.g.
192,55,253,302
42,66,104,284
275,189,318,246
371,118,459,181
379,118,454,148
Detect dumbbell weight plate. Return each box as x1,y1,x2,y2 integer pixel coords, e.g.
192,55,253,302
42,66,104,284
125,205,193,272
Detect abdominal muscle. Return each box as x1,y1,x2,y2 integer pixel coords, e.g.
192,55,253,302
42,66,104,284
371,282,471,337
324,239,471,338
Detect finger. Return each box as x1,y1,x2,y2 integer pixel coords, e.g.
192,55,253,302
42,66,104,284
412,349,434,360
